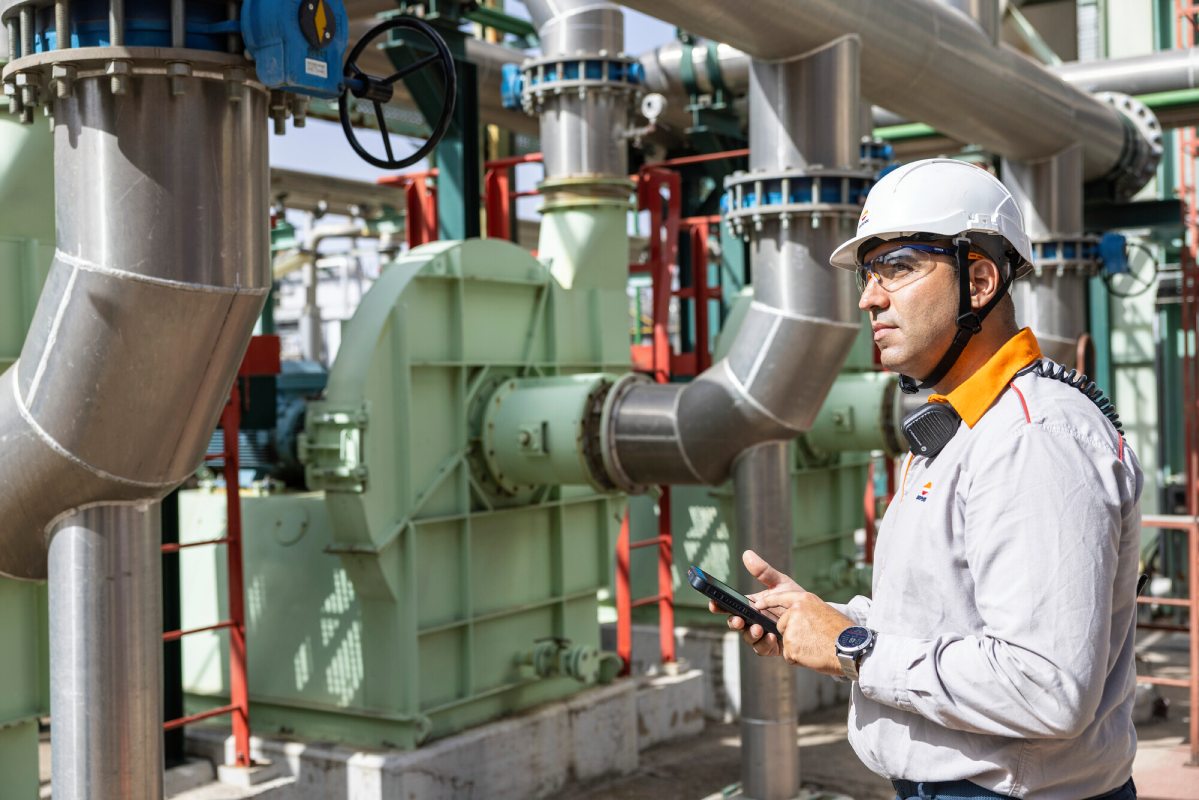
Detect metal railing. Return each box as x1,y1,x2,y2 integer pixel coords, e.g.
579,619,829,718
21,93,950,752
161,336,280,767
1137,514,1199,766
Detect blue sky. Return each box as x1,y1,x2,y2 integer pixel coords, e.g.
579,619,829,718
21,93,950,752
270,6,674,183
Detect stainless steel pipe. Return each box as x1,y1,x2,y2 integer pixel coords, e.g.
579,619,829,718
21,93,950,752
610,38,862,488
734,442,800,800
1005,146,1090,365
49,504,164,800
524,0,629,181
622,0,1156,192
0,69,269,581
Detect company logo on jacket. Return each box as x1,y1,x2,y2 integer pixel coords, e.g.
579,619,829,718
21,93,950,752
916,482,932,502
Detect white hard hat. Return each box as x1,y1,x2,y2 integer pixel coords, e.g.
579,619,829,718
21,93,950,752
829,158,1034,278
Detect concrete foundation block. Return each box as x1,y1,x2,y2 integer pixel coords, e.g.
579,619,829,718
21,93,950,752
635,668,706,750
217,759,288,788
185,679,641,800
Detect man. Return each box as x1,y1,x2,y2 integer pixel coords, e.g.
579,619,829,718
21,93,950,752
715,159,1143,800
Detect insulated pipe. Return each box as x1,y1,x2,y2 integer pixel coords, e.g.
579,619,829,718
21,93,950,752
1004,146,1090,366
734,442,800,800
607,38,862,488
49,504,163,800
0,70,269,581
620,0,1157,193
523,0,627,181
644,43,1199,133
1054,47,1199,96
523,0,633,289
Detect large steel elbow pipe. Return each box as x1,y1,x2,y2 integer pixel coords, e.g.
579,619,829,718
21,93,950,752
606,305,859,487
0,76,269,581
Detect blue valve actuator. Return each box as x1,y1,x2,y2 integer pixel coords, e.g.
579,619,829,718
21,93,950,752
242,0,350,98
501,63,524,110
1099,232,1129,275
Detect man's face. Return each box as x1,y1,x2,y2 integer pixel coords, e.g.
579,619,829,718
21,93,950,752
857,240,959,378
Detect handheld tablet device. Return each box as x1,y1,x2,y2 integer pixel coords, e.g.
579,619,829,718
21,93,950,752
687,565,780,639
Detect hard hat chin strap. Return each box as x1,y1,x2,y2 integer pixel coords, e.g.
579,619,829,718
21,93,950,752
899,237,1014,395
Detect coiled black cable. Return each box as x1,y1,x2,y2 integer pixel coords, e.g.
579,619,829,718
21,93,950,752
1028,360,1123,433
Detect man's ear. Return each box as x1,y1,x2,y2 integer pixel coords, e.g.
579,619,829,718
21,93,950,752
969,258,1002,309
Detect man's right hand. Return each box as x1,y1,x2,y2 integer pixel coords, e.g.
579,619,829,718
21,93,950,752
707,549,805,657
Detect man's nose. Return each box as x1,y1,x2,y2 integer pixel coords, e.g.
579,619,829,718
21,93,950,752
858,273,888,312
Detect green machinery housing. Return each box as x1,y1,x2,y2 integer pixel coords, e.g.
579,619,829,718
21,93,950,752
181,237,633,747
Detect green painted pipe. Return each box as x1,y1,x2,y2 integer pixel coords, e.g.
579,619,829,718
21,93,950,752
803,371,905,455
482,373,616,493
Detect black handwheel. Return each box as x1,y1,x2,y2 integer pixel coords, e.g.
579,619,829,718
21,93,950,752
339,17,457,170
1105,241,1159,299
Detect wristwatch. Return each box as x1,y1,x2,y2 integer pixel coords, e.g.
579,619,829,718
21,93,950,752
835,625,877,681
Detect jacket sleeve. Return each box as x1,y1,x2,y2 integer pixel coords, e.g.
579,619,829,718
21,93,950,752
856,424,1135,739
829,595,873,627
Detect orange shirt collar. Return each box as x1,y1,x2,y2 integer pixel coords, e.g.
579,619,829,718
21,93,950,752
928,328,1042,428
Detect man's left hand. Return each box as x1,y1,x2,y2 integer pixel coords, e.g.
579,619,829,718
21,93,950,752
757,590,855,676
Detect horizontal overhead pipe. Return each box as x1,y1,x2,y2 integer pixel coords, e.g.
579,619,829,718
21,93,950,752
622,0,1160,194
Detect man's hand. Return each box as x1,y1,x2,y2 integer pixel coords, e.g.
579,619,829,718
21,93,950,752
707,549,802,657
766,590,855,675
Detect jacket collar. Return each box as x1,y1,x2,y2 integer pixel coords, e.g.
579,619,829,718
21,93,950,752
928,328,1042,428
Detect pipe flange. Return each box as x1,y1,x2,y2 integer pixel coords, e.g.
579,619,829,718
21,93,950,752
519,53,643,114
2,46,261,118
723,166,874,238
539,175,634,213
1097,91,1163,202
1029,236,1102,277
596,372,651,495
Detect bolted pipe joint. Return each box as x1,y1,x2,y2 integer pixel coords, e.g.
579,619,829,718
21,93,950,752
1097,91,1164,202
519,640,622,685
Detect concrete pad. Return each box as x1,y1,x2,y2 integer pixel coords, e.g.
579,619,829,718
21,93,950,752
635,668,706,750
216,759,288,788
165,759,217,796
186,679,641,800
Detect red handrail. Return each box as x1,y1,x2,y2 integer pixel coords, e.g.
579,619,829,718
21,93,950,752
160,335,279,767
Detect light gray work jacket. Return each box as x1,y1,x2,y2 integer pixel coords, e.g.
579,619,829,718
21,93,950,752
838,329,1143,799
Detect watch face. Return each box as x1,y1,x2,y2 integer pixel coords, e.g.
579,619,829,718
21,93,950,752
837,626,871,651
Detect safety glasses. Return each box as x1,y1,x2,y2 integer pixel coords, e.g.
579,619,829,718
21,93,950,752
855,244,984,293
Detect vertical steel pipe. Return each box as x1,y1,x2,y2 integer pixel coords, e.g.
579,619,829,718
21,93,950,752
0,53,269,580
1004,146,1090,365
523,0,627,182
734,442,799,800
608,37,862,489
49,504,164,800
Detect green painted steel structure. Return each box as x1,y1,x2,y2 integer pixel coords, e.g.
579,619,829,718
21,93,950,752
0,92,54,799
182,238,629,747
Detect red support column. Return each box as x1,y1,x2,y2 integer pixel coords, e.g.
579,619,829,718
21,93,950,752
221,381,252,768
615,509,633,676
656,488,676,664
484,167,511,240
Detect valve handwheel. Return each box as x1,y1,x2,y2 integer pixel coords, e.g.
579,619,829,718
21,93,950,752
339,17,457,170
